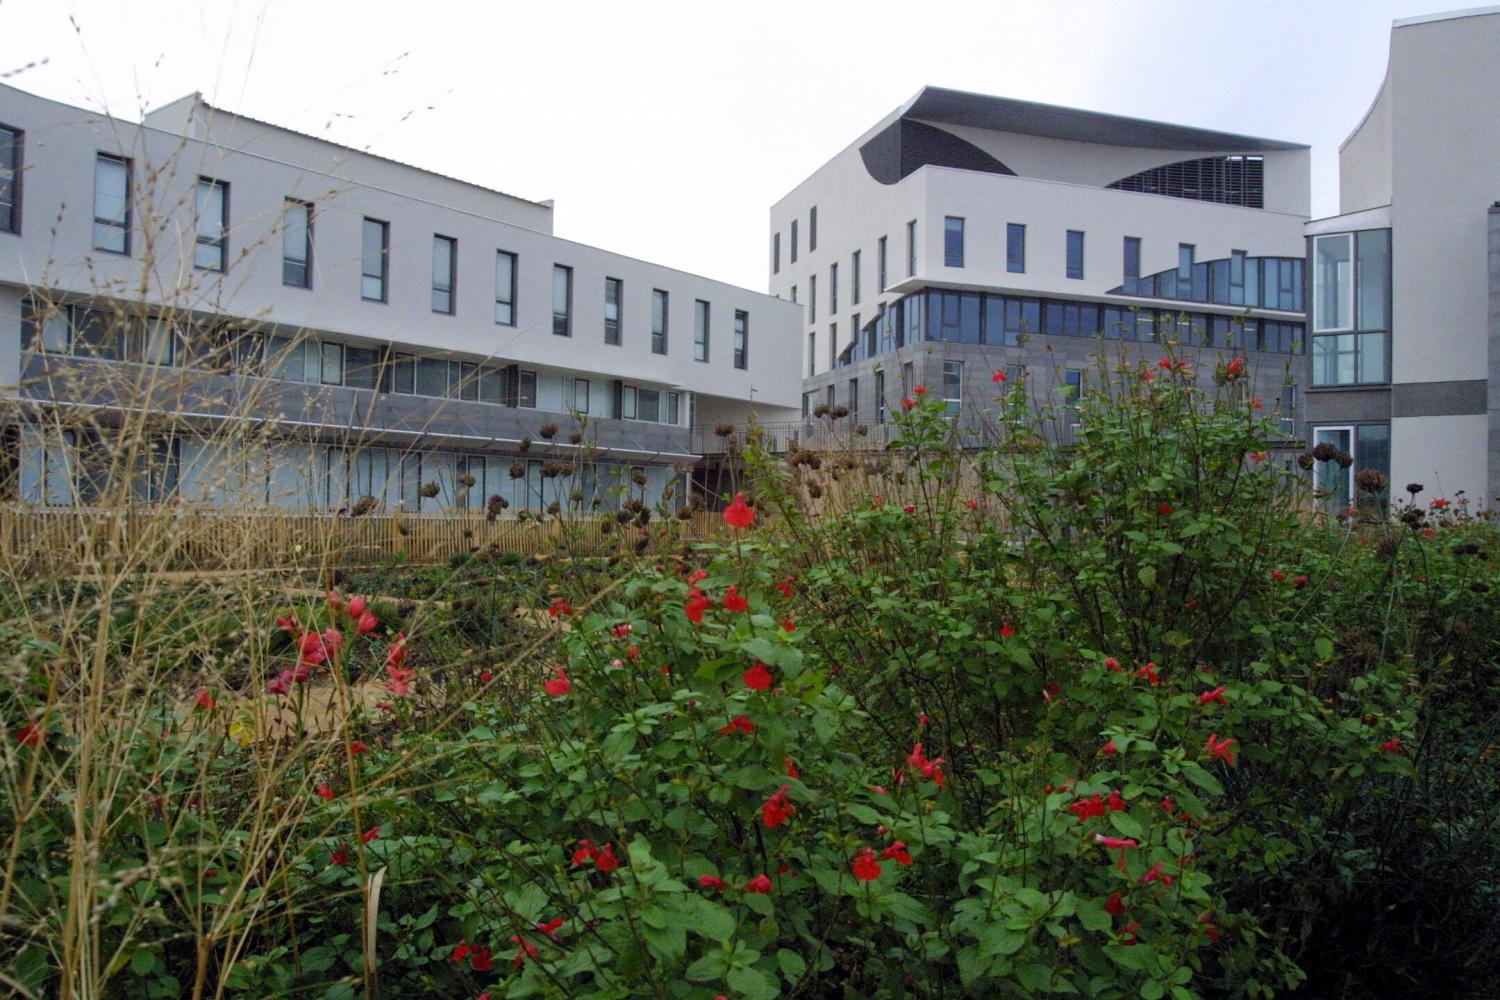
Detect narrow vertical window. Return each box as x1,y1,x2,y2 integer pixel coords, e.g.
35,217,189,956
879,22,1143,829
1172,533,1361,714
808,331,816,377
851,250,861,304
791,219,799,263
1066,229,1085,280
651,289,668,355
604,277,622,345
193,178,228,271
942,360,963,416
1313,234,1353,332
830,262,838,315
1177,243,1194,282
809,274,817,323
828,323,836,369
1123,236,1141,290
848,377,858,420
772,232,781,274
809,206,817,251
495,250,517,325
733,309,748,370
1007,223,1025,273
694,299,710,362
93,153,130,254
282,199,312,288
875,370,886,424
552,264,573,336
944,216,964,268
432,235,457,314
906,220,917,277
878,237,888,291
0,124,21,235
361,218,389,302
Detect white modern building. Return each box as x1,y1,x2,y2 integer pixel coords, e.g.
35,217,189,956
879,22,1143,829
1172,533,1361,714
0,83,800,512
770,86,1310,446
1306,6,1500,511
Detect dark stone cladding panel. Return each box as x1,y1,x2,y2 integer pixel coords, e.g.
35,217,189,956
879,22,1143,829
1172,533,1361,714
801,335,1299,434
18,356,693,459
859,119,1016,186
1390,380,1487,418
1304,387,1392,424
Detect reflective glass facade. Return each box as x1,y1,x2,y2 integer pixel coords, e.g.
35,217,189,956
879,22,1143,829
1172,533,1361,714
1111,252,1303,312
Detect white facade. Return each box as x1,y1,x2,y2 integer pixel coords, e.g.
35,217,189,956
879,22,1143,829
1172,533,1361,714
0,83,800,510
1305,7,1500,510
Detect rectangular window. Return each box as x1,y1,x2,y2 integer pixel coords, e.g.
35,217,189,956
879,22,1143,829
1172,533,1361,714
809,274,817,323
1178,243,1194,282
390,353,415,394
570,377,590,413
361,218,389,302
826,384,835,410
320,342,343,386
733,309,749,370
432,235,456,314
671,297,700,365
1007,223,1026,273
875,370,886,424
830,262,838,315
878,236,888,291
346,346,381,391
552,264,573,336
1062,368,1084,410
193,178,228,271
22,300,70,353
809,206,817,252
1066,230,1085,279
944,216,965,268
1314,234,1353,331
791,219,799,263
1123,236,1141,288
942,360,963,416
667,391,680,425
1357,229,1391,333
1312,425,1389,511
773,232,780,274
518,369,537,408
848,377,858,419
605,277,623,345
495,251,517,325
282,199,312,288
622,385,637,419
93,153,130,254
808,331,816,377
828,323,837,369
415,357,447,396
651,289,668,354
638,388,661,423
906,220,917,277
1229,249,1246,305
851,250,861,304
0,124,19,234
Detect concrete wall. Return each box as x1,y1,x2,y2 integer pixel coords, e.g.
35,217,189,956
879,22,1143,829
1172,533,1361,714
1339,74,1394,215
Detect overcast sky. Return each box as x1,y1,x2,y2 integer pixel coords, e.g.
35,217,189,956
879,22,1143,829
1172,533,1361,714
0,0,1471,290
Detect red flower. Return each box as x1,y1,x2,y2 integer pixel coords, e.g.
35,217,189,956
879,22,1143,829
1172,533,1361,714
1199,686,1228,705
357,611,379,635
719,715,755,736
1107,789,1128,812
723,493,756,529
385,663,417,696
1431,497,1450,510
267,670,293,696
1293,575,1309,587
1271,569,1286,583
881,841,913,865
689,568,709,583
784,757,800,779
762,785,795,828
386,635,408,669
450,941,472,963
1381,737,1403,753
1095,833,1139,870
480,669,493,683
571,840,596,866
299,630,330,667
903,504,916,514
698,874,727,891
275,614,300,635
723,586,749,612
900,396,916,412
1136,662,1160,685
1251,451,1268,463
611,622,632,638
348,595,367,619
548,597,573,619
775,577,795,599
595,843,621,872
1105,891,1126,917
1104,656,1121,672
194,687,215,711
966,499,979,510
1206,733,1238,765
1157,357,1173,370
15,723,42,747
914,384,927,396
780,616,796,632
315,783,335,800
469,945,493,972
349,740,369,756
850,847,883,882
360,826,381,843
1140,860,1174,887
537,918,564,940
745,874,773,894
1100,740,1118,757
543,667,571,697
685,589,713,624
1068,794,1107,823
1121,920,1141,946
508,936,537,969
999,624,1014,638
991,369,1007,383
744,661,773,691
329,848,350,867
907,743,945,787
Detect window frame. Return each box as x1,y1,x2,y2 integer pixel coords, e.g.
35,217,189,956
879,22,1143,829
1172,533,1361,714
1313,233,1354,333
193,177,229,272
693,298,710,363
733,309,749,370
605,276,623,346
1066,229,1085,280
495,250,517,326
851,249,861,304
281,198,313,288
829,261,838,315
1006,223,1026,274
552,263,573,337
651,288,669,355
906,219,917,277
809,206,817,252
0,123,19,236
361,217,390,303
878,236,888,292
93,153,131,255
432,234,457,315
944,216,965,268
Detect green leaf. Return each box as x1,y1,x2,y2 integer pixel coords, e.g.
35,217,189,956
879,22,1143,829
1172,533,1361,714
777,948,807,982
685,898,736,942
1109,811,1145,840
129,948,157,976
727,965,777,1000
687,950,729,982
978,924,1027,957
300,946,337,974
1138,566,1157,588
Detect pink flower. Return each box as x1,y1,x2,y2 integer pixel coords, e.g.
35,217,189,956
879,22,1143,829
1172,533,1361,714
386,634,408,668
543,667,571,697
611,622,632,638
745,874,773,894
1100,740,1118,757
357,611,379,635
267,670,294,696
1140,860,1174,887
385,663,417,696
723,493,756,529
743,661,773,691
1104,656,1121,672
348,595,367,619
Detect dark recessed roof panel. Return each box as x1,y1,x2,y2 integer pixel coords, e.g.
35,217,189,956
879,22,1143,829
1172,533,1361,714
860,119,1017,185
903,86,1306,152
